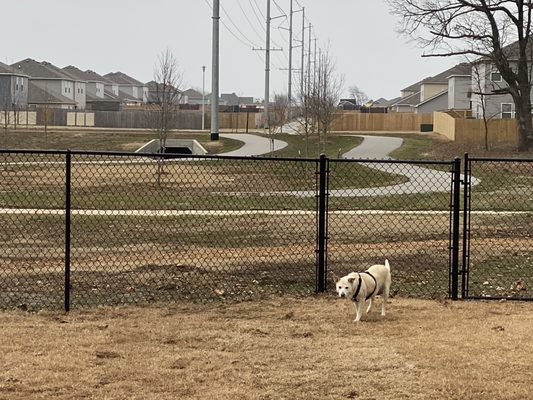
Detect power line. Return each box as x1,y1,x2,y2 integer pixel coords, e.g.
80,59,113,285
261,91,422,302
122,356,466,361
204,0,266,66
236,0,265,43
220,2,262,48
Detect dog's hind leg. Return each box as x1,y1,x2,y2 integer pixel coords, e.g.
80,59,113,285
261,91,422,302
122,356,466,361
381,287,390,317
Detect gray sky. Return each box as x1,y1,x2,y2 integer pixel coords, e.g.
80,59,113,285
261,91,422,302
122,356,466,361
2,0,460,101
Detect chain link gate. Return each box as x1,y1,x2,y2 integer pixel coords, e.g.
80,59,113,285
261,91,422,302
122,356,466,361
321,157,461,299
462,154,533,300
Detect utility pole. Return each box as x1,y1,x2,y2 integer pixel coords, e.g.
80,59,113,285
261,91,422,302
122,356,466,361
300,7,305,101
287,0,293,118
264,0,271,132
307,23,312,100
210,0,219,140
252,0,283,132
202,65,206,131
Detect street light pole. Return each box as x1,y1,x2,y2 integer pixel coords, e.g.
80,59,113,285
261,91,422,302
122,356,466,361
202,65,206,131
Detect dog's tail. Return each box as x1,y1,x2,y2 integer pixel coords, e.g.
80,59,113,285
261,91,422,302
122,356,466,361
385,259,390,271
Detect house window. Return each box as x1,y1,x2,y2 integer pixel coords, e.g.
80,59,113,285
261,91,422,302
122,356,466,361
491,65,502,82
501,103,513,119
15,83,19,91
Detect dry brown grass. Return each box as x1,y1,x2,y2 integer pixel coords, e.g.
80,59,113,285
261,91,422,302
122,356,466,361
1,296,532,400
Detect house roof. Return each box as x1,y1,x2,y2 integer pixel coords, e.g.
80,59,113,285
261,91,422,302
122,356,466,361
27,81,76,105
401,63,472,92
12,58,80,81
104,71,144,86
0,61,29,77
63,66,107,83
182,88,203,98
86,91,120,103
146,80,182,93
392,91,420,107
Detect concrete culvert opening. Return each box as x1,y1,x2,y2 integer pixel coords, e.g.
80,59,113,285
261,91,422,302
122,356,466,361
136,139,208,157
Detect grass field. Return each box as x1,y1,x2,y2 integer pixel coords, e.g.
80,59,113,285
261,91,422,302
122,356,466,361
1,296,532,400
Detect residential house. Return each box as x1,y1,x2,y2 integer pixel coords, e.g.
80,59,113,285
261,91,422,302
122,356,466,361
27,81,76,109
146,80,182,105
181,88,206,105
0,61,29,109
337,99,359,110
389,63,472,113
11,58,86,109
63,66,121,111
220,92,254,107
104,72,148,105
470,40,533,120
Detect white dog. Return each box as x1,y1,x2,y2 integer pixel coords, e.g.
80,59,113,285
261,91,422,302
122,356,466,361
332,260,391,322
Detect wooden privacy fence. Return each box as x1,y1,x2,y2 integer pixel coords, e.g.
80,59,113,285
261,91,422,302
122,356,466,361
433,112,519,149
0,111,37,126
205,112,259,131
331,112,433,132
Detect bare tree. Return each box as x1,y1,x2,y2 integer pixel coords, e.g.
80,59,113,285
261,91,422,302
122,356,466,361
296,46,344,156
470,60,503,150
386,0,533,151
146,49,183,185
312,46,344,153
348,85,369,106
271,93,290,133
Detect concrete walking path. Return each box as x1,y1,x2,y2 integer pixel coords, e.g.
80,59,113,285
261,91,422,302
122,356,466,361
219,133,288,156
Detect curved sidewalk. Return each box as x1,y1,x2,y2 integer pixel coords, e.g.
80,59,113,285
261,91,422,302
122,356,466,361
334,134,479,197
219,134,288,156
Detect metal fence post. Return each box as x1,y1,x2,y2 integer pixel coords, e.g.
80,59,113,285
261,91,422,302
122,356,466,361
462,153,470,299
316,154,328,293
451,157,461,300
64,150,72,312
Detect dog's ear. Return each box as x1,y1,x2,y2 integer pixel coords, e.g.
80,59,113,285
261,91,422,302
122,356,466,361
330,271,340,283
348,277,355,284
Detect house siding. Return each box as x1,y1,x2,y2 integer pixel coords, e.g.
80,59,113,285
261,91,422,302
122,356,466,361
448,76,471,109
472,61,533,119
420,83,447,102
417,93,448,113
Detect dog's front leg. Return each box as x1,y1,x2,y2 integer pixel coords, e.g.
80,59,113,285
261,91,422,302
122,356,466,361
353,301,363,322
366,297,373,313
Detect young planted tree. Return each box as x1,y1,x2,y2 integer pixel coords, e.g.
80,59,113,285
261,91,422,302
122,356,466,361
386,0,533,151
147,49,183,185
312,47,344,153
297,46,343,156
271,93,290,133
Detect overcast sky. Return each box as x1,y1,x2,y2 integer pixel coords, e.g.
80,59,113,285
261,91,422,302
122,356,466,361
2,0,460,101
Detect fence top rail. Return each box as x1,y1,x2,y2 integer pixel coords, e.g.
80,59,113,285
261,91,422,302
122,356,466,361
0,148,319,163
468,156,533,163
331,158,455,166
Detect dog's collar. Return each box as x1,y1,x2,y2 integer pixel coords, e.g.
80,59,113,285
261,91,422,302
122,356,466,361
351,272,378,302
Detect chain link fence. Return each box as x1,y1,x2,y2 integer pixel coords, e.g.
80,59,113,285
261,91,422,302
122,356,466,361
0,150,477,310
464,157,533,300
1,151,321,310
0,151,67,309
